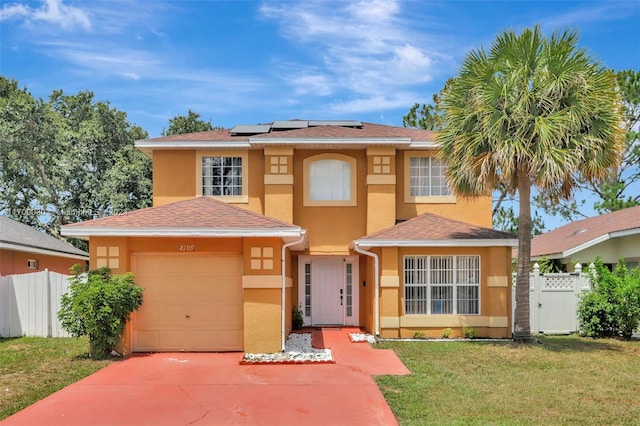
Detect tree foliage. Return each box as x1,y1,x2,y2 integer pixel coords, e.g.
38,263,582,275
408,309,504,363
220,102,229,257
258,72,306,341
578,259,640,339
58,265,144,358
436,26,624,340
161,109,219,136
404,69,640,234
0,78,152,248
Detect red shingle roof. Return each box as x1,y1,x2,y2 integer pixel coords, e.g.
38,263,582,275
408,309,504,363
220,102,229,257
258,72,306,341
61,197,301,237
145,122,434,142
531,205,640,258
357,213,516,246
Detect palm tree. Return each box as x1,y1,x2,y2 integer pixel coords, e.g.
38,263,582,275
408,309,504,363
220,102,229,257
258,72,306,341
437,26,624,341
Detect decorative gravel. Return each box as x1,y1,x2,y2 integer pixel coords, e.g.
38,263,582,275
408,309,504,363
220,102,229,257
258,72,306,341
349,333,377,344
241,333,333,364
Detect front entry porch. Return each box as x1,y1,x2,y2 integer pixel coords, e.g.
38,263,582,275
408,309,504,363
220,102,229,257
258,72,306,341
297,256,359,327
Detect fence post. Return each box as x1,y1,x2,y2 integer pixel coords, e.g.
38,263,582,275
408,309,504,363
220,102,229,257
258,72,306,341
573,263,582,332
532,263,540,334
46,269,52,338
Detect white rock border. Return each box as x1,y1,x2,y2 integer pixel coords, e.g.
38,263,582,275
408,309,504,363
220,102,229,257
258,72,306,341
349,333,377,344
242,333,333,364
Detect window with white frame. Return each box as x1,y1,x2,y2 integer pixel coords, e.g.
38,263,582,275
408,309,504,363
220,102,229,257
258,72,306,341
202,156,242,196
409,157,450,197
404,255,480,315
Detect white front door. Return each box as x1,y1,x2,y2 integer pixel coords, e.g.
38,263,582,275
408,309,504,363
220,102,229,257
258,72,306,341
312,258,344,325
298,256,359,327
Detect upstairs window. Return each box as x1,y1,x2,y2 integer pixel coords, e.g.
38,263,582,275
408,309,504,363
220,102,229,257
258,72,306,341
202,156,242,196
404,153,455,203
303,154,357,206
309,159,351,201
409,157,450,196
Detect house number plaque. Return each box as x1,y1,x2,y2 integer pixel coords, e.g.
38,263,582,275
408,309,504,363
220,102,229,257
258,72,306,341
179,245,196,251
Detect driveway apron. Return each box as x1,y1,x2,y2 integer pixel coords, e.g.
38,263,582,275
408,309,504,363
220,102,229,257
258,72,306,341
2,328,410,425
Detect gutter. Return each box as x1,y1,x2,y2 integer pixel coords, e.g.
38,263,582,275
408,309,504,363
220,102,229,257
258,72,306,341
352,242,380,337
281,232,306,351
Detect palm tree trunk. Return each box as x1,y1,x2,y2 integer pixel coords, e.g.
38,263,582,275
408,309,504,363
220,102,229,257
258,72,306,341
514,170,532,341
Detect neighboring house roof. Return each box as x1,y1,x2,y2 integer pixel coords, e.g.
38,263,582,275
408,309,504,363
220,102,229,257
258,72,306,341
531,205,640,259
354,212,517,247
0,216,88,260
61,197,307,245
136,121,436,155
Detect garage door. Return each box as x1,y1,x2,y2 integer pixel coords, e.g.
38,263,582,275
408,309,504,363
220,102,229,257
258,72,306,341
132,253,243,352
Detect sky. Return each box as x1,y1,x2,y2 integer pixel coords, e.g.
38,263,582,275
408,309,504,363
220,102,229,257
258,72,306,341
1,0,639,229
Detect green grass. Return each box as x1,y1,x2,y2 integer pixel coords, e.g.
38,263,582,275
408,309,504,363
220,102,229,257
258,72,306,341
376,335,640,425
0,337,111,420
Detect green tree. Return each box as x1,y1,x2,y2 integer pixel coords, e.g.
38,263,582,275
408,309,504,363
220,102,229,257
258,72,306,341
532,69,639,219
161,109,218,136
436,26,624,340
0,78,152,248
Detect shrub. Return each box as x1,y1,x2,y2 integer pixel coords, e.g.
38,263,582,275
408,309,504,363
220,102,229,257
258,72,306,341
463,327,477,339
58,265,143,358
412,330,425,339
292,307,304,330
578,258,640,339
441,328,452,338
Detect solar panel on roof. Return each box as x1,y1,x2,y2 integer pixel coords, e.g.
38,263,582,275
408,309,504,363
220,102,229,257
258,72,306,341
229,124,272,135
308,120,362,127
271,120,309,129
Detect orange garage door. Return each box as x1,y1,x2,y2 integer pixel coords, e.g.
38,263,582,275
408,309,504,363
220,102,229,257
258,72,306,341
132,253,243,352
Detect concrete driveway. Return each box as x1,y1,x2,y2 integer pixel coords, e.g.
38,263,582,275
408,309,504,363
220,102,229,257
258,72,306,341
2,328,409,425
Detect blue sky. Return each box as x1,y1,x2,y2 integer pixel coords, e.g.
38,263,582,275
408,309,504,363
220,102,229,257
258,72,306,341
1,0,639,229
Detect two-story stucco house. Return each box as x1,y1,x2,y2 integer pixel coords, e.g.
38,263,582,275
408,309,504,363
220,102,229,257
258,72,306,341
61,120,517,354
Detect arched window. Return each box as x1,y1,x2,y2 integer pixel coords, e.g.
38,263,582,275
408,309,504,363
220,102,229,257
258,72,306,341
304,154,357,206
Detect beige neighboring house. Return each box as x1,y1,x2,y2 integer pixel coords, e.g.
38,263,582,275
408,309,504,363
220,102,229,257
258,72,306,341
531,205,640,270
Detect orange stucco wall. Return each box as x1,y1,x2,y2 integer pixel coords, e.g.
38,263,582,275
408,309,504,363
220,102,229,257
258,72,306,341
293,150,368,254
153,150,196,206
0,249,85,276
367,245,512,339
395,150,493,227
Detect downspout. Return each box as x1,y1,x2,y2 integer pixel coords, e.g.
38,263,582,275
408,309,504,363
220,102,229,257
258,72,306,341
281,232,306,352
353,242,380,336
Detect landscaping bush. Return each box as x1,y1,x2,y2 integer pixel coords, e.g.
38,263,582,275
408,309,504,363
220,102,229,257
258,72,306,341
58,265,143,358
578,258,640,339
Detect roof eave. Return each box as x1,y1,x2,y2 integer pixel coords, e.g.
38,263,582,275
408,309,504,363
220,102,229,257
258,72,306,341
0,241,89,260
60,226,305,239
561,227,640,258
248,137,413,145
354,239,518,248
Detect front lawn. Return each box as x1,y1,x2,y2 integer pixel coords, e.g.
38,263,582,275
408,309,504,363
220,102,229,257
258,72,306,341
0,337,111,420
377,335,640,425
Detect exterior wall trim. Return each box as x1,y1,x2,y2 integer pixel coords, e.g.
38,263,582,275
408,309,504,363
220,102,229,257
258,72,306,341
380,276,400,288
366,175,396,185
487,276,509,287
399,315,509,328
242,275,292,289
264,174,294,185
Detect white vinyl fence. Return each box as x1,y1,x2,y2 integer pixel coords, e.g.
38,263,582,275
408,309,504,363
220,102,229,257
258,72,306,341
0,270,71,338
512,263,593,334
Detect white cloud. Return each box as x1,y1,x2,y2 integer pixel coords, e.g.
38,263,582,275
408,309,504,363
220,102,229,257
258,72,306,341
0,0,91,31
538,1,637,30
260,0,445,109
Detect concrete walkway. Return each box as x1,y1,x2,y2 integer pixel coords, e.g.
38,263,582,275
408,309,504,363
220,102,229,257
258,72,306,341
2,328,409,425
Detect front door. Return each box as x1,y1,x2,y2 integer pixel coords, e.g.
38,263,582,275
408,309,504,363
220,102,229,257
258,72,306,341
312,257,344,325
298,256,359,327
